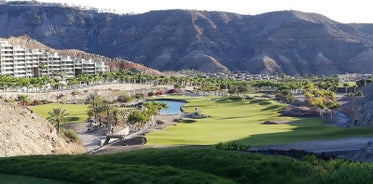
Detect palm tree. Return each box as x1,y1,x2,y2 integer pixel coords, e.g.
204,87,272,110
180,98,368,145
99,103,112,125
111,109,120,126
17,94,29,106
87,105,102,125
47,108,68,133
86,93,102,108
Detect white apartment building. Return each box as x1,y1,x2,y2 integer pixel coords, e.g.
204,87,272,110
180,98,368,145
0,40,109,78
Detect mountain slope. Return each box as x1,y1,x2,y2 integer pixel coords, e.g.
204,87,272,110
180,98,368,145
1,2,373,75
0,100,84,157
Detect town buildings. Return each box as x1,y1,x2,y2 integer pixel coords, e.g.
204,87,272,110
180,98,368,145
0,40,108,78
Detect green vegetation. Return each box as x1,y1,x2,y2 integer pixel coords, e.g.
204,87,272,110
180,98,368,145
1,147,373,183
61,129,80,142
47,108,68,133
0,174,73,184
146,96,373,146
29,103,88,123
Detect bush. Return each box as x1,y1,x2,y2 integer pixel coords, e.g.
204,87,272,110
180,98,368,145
62,129,80,142
148,91,155,97
71,90,79,96
31,99,43,106
355,91,364,96
135,93,145,99
214,142,250,151
117,95,135,103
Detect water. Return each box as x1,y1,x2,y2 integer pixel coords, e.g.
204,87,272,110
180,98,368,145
155,100,186,115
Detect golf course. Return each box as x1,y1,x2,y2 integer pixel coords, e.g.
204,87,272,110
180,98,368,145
29,95,373,147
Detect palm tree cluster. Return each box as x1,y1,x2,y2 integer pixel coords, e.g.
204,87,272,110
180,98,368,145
127,101,167,130
0,75,56,92
86,93,121,127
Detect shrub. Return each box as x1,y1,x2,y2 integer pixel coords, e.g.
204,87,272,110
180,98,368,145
117,95,135,103
135,93,145,99
148,91,155,97
62,129,80,142
355,91,364,96
71,90,79,96
31,99,43,106
214,142,250,151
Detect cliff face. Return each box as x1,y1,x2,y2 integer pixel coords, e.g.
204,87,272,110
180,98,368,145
0,100,85,157
1,3,373,74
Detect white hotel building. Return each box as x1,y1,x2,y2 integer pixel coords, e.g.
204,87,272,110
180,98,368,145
0,40,109,78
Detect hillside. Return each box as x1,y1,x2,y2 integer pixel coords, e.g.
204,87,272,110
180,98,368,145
1,2,373,74
0,99,84,157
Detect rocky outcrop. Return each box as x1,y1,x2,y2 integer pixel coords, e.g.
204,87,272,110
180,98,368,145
341,84,373,127
348,141,373,162
0,100,85,157
281,105,320,117
1,2,373,74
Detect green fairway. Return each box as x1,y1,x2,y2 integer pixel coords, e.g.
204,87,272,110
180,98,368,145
146,96,373,146
29,103,89,123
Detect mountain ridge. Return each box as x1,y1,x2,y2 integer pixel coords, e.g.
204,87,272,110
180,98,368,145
1,2,373,75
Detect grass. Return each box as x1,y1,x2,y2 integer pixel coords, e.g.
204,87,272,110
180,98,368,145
0,173,73,184
29,103,89,123
1,147,373,183
146,96,373,146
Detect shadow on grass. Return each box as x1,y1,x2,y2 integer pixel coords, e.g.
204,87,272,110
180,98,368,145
67,117,79,122
233,118,373,146
219,116,251,120
181,119,197,124
216,97,242,103
249,99,271,105
261,104,285,111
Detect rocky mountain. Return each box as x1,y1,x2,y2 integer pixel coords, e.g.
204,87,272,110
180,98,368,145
0,99,85,157
1,1,373,75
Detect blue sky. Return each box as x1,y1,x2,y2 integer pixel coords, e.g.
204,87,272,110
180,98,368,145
35,0,372,23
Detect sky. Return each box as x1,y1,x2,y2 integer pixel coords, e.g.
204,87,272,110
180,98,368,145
35,0,372,23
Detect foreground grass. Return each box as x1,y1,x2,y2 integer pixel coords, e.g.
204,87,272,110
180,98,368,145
147,96,373,145
0,147,372,183
29,103,88,123
0,174,73,184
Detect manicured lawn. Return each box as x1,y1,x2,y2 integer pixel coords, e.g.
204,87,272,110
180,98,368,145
146,96,373,146
29,103,89,123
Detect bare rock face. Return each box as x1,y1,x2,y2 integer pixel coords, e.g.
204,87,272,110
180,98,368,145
0,100,85,157
345,84,373,127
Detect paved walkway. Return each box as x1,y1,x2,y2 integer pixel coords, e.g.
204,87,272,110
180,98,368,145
249,137,373,153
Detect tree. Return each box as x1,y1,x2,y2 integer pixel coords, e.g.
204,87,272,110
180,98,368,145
99,103,112,125
127,110,149,128
86,93,102,108
17,94,29,106
87,105,102,125
111,109,120,126
47,108,68,133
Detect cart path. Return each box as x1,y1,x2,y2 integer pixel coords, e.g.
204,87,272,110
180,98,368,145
249,137,373,153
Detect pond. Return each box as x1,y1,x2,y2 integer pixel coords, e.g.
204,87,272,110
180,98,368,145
155,99,186,115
